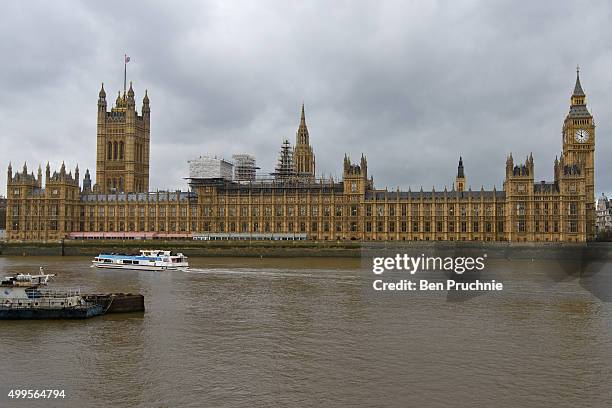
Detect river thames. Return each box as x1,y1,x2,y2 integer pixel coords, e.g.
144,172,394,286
1,256,611,407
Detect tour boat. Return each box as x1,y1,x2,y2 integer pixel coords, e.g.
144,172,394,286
92,250,189,271
0,268,105,319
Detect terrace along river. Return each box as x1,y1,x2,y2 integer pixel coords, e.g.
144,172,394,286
0,256,611,407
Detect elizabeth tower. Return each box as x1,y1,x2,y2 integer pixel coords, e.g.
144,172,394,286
562,69,595,239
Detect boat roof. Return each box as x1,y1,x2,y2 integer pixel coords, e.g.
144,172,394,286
97,254,164,260
140,250,173,255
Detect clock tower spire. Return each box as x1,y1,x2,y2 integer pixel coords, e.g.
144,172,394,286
562,66,595,239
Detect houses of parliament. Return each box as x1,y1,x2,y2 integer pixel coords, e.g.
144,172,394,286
5,71,595,243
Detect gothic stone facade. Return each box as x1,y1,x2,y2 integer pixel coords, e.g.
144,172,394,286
5,74,594,242
0,195,6,233
95,83,150,194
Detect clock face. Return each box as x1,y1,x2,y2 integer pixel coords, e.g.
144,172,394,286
574,129,589,143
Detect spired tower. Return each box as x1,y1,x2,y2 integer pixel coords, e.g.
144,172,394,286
95,82,150,193
562,68,595,239
455,156,466,192
293,104,315,180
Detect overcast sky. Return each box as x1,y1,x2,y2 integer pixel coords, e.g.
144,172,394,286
1,0,612,197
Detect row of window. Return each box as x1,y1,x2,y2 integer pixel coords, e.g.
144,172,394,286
515,202,576,216
11,202,584,218
13,219,581,235
516,220,577,233
364,221,504,233
77,204,506,218
7,203,582,221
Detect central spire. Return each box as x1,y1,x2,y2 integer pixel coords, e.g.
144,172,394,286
293,103,315,180
296,103,309,145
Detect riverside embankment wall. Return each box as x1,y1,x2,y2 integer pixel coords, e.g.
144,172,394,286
0,240,362,257
1,240,612,260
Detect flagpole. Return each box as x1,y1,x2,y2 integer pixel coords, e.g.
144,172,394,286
123,54,127,94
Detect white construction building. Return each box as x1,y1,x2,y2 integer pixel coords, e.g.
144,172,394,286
188,156,234,180
232,154,258,182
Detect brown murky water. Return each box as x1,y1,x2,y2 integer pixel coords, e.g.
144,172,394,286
0,256,611,407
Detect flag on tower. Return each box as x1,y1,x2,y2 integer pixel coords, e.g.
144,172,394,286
123,55,131,93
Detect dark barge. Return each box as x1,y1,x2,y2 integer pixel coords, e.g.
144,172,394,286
0,270,144,320
83,293,145,314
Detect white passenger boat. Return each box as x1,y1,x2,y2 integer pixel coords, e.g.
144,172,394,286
92,250,189,271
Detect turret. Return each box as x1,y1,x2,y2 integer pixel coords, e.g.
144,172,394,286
505,153,514,177
142,88,151,140
527,152,534,174
456,156,466,192
37,165,42,187
22,162,27,176
7,162,12,181
142,89,150,115
126,81,135,109
45,162,50,183
98,83,107,112
360,154,368,178
75,164,79,185
83,169,92,193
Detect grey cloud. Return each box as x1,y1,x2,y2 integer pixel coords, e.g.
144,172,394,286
2,0,612,197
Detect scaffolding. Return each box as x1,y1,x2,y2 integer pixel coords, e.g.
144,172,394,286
232,154,259,182
271,140,296,180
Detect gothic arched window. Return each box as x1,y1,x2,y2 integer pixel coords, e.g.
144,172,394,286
107,142,112,160
113,142,118,160
119,142,124,160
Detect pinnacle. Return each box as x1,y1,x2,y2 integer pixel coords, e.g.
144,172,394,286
573,69,585,97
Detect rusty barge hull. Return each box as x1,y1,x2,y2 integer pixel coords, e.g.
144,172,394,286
84,293,145,314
